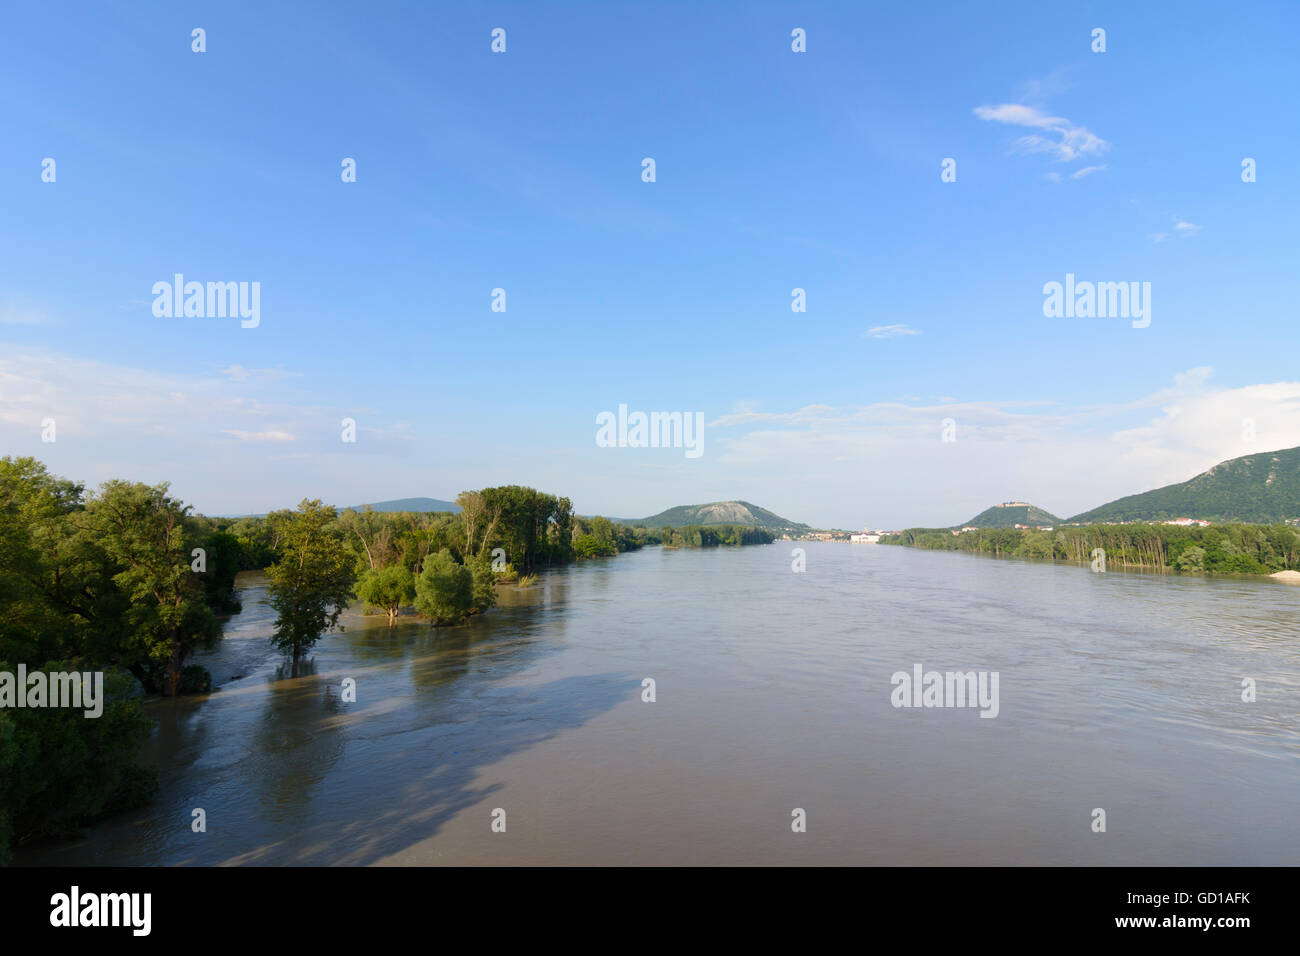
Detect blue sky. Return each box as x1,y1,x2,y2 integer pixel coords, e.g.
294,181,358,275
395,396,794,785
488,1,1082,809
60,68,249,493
2,0,1298,528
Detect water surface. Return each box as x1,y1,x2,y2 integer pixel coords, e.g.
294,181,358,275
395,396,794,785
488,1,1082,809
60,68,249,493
20,543,1300,865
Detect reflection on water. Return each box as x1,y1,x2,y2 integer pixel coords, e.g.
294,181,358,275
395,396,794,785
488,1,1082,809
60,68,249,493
17,544,1300,865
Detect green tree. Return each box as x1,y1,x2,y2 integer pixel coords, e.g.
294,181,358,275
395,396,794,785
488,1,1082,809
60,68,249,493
0,663,156,865
198,530,243,615
0,457,93,664
355,564,415,625
84,481,218,696
266,500,356,664
414,550,474,625
466,553,498,614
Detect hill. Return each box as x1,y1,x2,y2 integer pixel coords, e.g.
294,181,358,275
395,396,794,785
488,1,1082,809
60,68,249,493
961,502,1062,529
624,500,811,534
1068,446,1300,524
340,497,461,514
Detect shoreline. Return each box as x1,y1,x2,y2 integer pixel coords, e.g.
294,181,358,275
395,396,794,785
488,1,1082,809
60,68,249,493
888,539,1300,582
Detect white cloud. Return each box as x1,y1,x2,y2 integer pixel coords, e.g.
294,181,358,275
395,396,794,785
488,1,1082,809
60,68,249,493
702,370,1300,527
1071,164,1107,179
219,364,301,383
0,345,421,513
222,428,296,442
6,346,1297,530
863,324,921,339
973,103,1109,162
0,305,50,326
1149,219,1199,243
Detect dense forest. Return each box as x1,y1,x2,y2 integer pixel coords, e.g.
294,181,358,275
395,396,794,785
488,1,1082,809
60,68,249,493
659,524,775,547
0,457,775,862
1066,446,1300,524
883,522,1300,574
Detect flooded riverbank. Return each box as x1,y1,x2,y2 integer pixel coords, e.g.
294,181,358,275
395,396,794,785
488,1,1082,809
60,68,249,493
18,543,1300,865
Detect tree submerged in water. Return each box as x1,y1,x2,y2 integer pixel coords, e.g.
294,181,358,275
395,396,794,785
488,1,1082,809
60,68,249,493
413,550,475,625
355,564,415,625
266,500,356,665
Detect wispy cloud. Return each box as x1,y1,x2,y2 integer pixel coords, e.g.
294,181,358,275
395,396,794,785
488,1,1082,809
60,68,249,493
219,364,302,383
0,345,435,513
973,103,1109,163
1149,218,1200,243
863,324,921,339
1013,69,1075,105
0,305,50,326
221,427,297,442
703,371,1300,525
1071,164,1107,179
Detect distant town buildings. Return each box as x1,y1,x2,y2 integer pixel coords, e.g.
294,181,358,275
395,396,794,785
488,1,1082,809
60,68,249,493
1163,518,1212,527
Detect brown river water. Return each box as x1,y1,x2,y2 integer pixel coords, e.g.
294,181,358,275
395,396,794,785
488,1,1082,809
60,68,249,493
17,542,1300,865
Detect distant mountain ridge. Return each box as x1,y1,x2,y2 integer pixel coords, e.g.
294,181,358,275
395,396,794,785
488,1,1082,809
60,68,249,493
960,502,1061,529
216,496,462,519
340,497,461,514
1068,446,1300,524
622,500,811,534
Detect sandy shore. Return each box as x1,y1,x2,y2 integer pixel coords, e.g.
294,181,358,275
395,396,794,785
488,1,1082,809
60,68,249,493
1269,570,1300,584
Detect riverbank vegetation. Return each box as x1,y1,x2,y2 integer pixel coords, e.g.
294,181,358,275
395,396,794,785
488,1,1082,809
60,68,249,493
659,524,775,547
0,455,774,861
883,522,1300,574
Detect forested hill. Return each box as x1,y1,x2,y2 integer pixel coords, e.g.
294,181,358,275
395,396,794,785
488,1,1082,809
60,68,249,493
1068,446,1300,524
625,500,811,534
341,497,461,513
961,503,1062,528
223,496,461,519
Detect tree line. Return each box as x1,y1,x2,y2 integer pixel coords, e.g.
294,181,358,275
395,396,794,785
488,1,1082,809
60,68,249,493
883,522,1300,574
0,460,652,862
659,524,775,547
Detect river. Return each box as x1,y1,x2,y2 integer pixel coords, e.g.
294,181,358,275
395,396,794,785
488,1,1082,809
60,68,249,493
18,542,1300,865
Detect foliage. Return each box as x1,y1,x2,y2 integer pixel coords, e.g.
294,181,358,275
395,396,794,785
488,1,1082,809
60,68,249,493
459,486,574,572
660,524,775,547
884,522,1300,575
83,480,219,696
197,530,242,614
1068,446,1300,524
414,550,474,625
266,500,356,662
0,663,156,866
466,553,498,614
355,564,416,625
